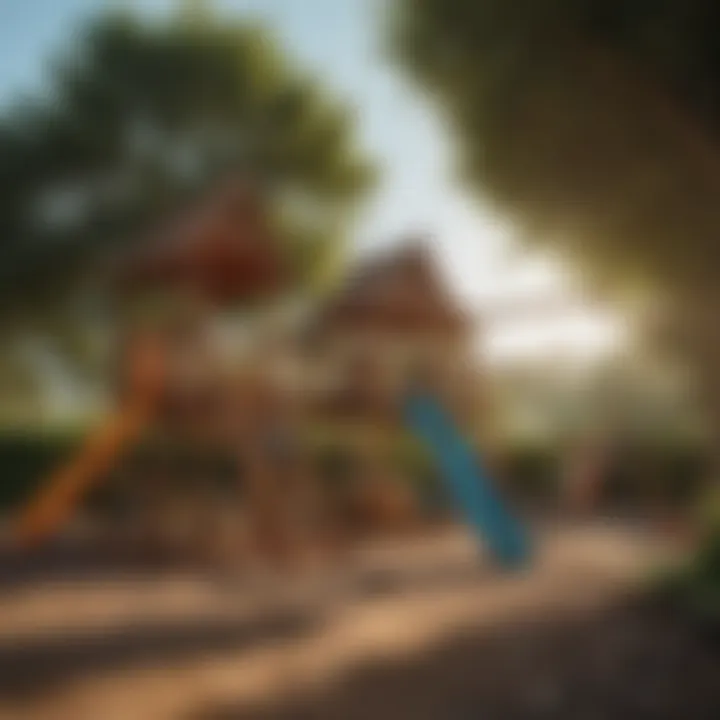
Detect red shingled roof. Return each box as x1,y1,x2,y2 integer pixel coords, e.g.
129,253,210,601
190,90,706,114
315,240,469,336
120,180,286,304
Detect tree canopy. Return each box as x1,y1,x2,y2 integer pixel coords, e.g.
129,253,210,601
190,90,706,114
391,0,720,434
0,5,375,417
0,6,375,309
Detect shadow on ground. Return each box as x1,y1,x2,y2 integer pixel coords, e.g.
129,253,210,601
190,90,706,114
0,609,322,701
193,597,720,720
0,545,497,703
0,542,224,594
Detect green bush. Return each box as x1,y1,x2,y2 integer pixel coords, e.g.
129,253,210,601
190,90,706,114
311,442,359,496
604,444,708,509
387,436,448,514
0,426,710,517
0,429,246,516
655,505,720,624
0,429,84,511
692,487,720,583
499,445,559,502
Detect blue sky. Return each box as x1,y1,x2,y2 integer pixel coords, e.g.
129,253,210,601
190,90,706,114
0,0,622,359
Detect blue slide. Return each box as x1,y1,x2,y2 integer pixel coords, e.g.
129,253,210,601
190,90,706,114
403,392,532,569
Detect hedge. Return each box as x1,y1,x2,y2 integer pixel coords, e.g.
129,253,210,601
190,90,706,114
0,429,710,514
0,429,84,511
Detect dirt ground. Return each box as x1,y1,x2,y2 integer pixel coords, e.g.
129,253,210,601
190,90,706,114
0,520,716,720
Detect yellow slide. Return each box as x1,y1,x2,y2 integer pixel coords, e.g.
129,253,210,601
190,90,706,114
15,400,153,549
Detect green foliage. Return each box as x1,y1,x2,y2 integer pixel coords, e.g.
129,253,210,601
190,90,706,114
391,0,720,291
0,425,708,519
501,444,560,502
0,5,376,412
391,0,720,437
696,484,720,531
0,429,84,511
0,7,375,305
657,486,720,623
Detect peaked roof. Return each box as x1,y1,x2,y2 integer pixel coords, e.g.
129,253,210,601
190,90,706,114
313,239,470,336
119,178,286,304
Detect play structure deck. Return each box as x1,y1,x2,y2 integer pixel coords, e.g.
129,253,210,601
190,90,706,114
12,180,531,571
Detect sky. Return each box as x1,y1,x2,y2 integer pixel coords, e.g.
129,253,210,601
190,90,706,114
0,0,625,362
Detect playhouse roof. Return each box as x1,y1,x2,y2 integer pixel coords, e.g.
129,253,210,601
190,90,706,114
312,239,470,338
119,179,285,304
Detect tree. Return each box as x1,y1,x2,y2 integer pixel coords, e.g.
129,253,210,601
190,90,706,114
390,0,720,456
0,6,375,408
0,6,374,308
